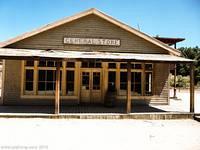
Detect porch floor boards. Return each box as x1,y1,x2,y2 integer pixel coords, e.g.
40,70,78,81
0,105,198,120
0,105,165,114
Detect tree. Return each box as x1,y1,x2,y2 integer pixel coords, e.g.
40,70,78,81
176,46,200,85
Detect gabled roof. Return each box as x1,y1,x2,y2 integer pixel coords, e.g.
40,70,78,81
0,8,181,56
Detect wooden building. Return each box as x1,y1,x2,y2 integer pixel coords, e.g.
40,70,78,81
0,8,194,114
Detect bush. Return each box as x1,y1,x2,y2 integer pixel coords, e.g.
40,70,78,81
169,74,190,88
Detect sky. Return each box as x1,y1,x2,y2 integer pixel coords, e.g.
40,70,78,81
0,0,199,48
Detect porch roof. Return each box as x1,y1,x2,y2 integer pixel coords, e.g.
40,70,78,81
0,48,194,63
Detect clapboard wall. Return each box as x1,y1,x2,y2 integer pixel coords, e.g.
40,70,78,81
7,14,169,54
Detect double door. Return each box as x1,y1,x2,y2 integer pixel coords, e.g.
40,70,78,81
80,69,102,103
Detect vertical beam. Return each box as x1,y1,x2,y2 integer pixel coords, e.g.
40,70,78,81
190,63,195,113
173,64,177,98
141,63,145,96
34,61,38,95
127,61,131,113
116,62,120,95
76,61,81,103
62,61,66,96
55,61,61,114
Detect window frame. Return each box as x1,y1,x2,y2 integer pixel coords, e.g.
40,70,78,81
144,63,153,96
22,60,77,97
24,62,34,95
119,62,143,96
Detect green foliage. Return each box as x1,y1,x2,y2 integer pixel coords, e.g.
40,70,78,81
176,46,200,85
169,74,190,88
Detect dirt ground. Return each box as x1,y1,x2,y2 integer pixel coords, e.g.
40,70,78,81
0,118,200,150
0,89,199,150
170,89,200,113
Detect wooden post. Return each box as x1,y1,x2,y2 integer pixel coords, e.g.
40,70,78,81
190,63,195,113
55,61,61,114
127,61,131,113
173,64,177,99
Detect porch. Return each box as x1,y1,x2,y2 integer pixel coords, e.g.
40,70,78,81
0,48,195,115
0,105,196,120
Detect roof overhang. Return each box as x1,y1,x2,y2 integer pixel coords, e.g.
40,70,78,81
0,48,193,63
154,37,185,46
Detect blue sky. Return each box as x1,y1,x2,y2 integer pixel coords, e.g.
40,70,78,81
0,0,199,48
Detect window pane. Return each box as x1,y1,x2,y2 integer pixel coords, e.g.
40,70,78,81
108,71,116,92
95,63,101,68
120,72,127,82
135,72,141,82
89,62,95,68
132,72,142,95
38,70,62,92
47,61,55,67
67,62,75,68
145,64,153,70
66,71,74,94
135,64,142,69
93,72,100,90
47,70,55,81
39,61,46,67
67,84,74,92
81,62,89,68
26,61,34,66
82,72,89,90
120,72,127,90
25,82,33,91
39,70,46,81
46,82,54,90
38,82,45,91
26,70,33,81
145,72,152,95
135,84,141,95
67,70,74,81
133,72,142,95
108,63,116,69
120,63,127,69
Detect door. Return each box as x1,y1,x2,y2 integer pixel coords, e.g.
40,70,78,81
80,69,101,103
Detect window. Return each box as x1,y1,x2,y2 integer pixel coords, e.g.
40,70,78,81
93,72,100,90
66,70,74,95
120,63,127,69
131,72,142,95
145,64,153,70
38,70,62,94
24,61,34,94
132,63,142,69
25,69,33,91
26,61,34,67
82,72,89,90
120,63,142,69
108,71,116,92
145,72,152,95
81,61,101,68
24,60,67,95
120,72,127,90
67,62,75,68
145,63,153,95
39,61,62,67
108,63,116,69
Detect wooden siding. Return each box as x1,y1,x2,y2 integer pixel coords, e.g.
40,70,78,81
3,60,21,105
150,63,169,104
7,14,169,54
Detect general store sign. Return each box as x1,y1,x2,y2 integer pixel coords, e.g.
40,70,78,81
63,37,120,46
